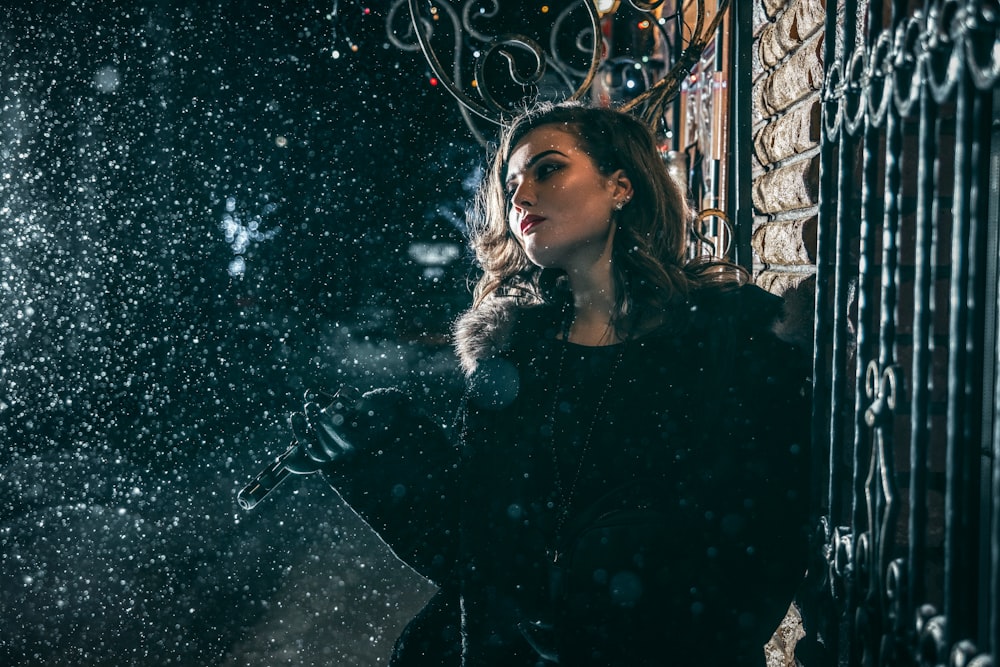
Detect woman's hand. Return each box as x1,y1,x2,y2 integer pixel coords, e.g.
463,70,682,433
289,387,413,469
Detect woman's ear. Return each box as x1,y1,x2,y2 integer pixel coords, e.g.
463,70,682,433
610,169,634,201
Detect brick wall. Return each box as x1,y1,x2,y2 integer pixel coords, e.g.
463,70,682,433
750,0,826,342
750,2,827,664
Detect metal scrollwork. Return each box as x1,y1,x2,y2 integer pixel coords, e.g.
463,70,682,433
805,425,980,667
965,0,1000,89
832,524,855,602
843,47,871,136
621,0,730,127
690,208,733,259
866,30,895,127
474,35,548,109
823,57,845,138
387,0,425,52
389,0,733,151
824,1,1000,136
882,557,907,665
926,0,963,104
916,605,949,666
950,640,996,667
627,0,668,11
863,362,901,587
891,16,923,117
840,361,905,667
402,0,602,126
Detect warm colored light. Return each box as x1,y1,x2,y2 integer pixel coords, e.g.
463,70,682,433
638,19,650,29
541,5,549,12
429,76,439,86
596,0,618,15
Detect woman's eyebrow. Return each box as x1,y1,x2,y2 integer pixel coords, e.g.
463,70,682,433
505,149,567,181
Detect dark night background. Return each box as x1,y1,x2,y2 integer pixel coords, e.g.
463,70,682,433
0,1,485,664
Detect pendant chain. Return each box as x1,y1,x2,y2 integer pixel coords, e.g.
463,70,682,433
548,311,625,561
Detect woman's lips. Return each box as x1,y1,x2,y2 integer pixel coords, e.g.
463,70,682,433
520,215,546,234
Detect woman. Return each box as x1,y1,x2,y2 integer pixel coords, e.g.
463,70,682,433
304,102,812,666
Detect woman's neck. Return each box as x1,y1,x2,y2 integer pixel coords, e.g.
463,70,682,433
565,264,621,346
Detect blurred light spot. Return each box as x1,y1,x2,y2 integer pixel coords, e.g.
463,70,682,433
408,242,460,266
93,66,121,93
228,257,246,277
596,0,618,14
609,571,643,607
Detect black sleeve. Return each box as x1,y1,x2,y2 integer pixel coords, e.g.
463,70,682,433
688,286,814,658
318,398,461,586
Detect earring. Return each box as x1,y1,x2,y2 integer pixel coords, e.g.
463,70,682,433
615,201,625,211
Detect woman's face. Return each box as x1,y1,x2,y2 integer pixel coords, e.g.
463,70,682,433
504,125,631,271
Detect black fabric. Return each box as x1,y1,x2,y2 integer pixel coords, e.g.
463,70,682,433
324,284,812,667
389,589,464,666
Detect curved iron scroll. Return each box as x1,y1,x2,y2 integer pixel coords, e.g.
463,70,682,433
399,0,602,125
814,2,1000,666
396,0,731,132
823,3,1000,139
858,361,904,667
621,0,730,127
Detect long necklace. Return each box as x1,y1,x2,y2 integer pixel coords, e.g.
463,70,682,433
547,313,625,564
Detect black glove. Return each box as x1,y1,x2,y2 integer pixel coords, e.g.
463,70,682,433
238,386,427,510
288,386,412,472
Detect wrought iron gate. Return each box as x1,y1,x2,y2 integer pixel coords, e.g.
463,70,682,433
804,1,1000,665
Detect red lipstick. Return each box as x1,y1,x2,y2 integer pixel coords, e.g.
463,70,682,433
520,214,545,235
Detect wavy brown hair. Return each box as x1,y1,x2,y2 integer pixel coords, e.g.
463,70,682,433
467,101,745,337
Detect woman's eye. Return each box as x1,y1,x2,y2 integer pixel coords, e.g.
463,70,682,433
536,163,560,179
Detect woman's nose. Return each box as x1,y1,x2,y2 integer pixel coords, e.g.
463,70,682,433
511,179,534,208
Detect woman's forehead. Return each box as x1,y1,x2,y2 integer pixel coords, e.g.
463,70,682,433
504,125,583,176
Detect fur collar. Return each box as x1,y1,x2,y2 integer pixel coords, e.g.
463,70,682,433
451,285,805,376
452,298,529,376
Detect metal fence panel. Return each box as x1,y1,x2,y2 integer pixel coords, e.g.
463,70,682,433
805,1,999,665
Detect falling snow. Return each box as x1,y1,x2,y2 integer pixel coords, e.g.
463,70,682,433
1,2,476,665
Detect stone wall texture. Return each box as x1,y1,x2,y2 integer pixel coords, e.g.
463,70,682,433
751,0,825,345
753,2,827,660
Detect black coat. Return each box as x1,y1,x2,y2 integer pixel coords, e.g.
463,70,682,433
323,284,812,667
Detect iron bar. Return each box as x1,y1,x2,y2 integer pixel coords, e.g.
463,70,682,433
989,82,1000,663
814,1,998,664
968,84,994,658
907,29,939,641
728,0,752,271
943,37,975,649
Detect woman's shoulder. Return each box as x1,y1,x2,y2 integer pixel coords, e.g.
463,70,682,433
686,283,803,345
452,298,559,375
